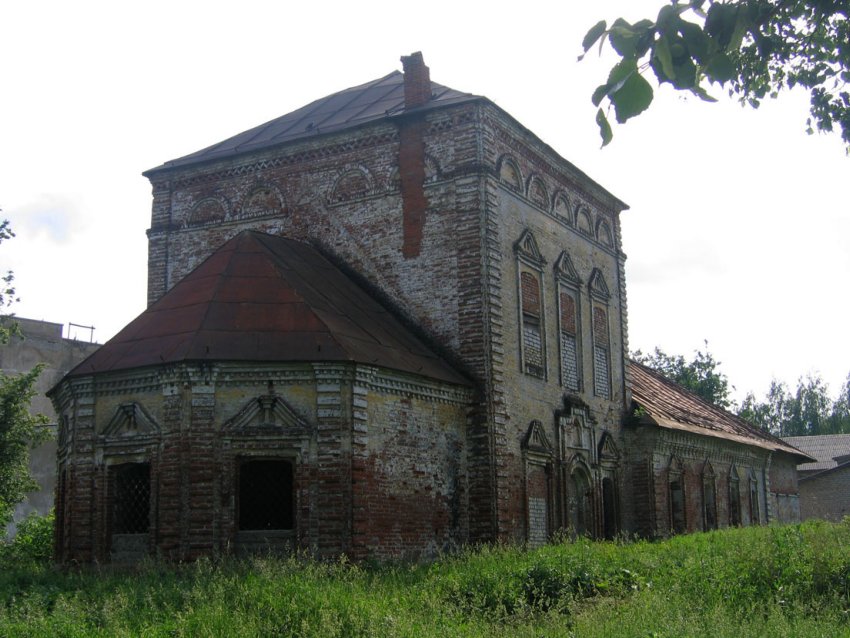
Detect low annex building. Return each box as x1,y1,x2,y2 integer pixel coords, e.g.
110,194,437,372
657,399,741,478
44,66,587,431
50,53,809,563
783,435,850,522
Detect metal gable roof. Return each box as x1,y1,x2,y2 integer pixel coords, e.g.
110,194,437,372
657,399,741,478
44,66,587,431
782,434,850,473
629,360,812,461
65,231,470,386
145,71,479,174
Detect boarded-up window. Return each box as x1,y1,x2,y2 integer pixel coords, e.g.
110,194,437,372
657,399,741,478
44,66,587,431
521,272,545,377
111,463,150,534
560,292,580,390
239,459,294,531
592,307,610,398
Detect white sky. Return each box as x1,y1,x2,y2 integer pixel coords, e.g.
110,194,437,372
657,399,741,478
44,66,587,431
1,0,847,403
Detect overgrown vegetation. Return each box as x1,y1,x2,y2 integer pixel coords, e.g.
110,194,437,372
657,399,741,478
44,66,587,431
0,519,848,637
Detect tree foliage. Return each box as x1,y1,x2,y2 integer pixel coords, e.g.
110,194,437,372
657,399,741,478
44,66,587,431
739,371,850,436
0,217,47,527
632,341,733,408
582,0,850,149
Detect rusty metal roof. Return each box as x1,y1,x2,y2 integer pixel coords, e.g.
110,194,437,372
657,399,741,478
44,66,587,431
782,434,850,473
67,231,469,385
145,71,478,174
629,360,812,461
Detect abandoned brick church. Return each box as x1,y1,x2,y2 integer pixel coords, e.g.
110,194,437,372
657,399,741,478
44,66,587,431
49,53,808,563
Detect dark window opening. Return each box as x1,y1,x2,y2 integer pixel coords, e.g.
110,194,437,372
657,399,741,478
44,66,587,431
111,463,150,534
670,477,686,534
729,476,741,526
602,477,617,540
749,479,760,524
239,459,294,531
703,480,717,530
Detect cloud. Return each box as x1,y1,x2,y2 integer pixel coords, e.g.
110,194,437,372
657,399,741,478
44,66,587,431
8,195,82,244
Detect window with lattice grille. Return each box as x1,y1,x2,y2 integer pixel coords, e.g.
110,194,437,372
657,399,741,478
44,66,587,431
592,307,610,398
669,476,686,534
520,271,545,378
559,291,580,390
749,476,760,524
111,463,150,534
239,459,294,531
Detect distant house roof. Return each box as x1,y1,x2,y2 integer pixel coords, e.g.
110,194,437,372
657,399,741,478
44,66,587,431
782,434,850,474
629,361,811,461
144,71,478,174
62,231,469,386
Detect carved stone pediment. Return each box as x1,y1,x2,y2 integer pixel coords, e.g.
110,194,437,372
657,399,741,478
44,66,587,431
522,419,553,456
223,395,309,435
514,229,545,267
103,403,160,438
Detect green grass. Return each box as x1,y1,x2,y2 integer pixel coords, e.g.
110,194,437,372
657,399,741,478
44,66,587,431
1,519,848,637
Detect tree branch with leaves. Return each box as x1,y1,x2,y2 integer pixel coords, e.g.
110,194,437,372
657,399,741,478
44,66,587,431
582,0,850,149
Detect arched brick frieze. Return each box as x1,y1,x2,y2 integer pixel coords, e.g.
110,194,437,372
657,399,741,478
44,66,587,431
526,174,550,210
552,192,572,225
497,154,522,192
329,165,375,204
575,205,593,236
596,219,613,247
238,183,286,220
187,196,228,228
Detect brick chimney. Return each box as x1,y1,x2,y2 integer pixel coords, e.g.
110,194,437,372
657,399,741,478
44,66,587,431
400,52,431,109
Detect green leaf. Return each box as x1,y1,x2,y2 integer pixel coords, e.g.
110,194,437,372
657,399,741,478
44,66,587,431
609,19,639,59
671,58,698,89
680,21,713,64
704,52,736,83
654,35,675,80
611,72,654,123
691,85,718,102
582,20,607,53
592,83,610,107
593,59,639,106
596,108,613,147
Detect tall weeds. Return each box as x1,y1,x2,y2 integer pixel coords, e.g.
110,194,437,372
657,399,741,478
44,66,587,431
0,519,847,637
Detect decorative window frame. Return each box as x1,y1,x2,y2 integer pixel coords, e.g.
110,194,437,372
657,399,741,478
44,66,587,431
668,456,687,534
522,420,555,546
748,467,760,525
554,251,583,392
515,230,547,380
497,155,523,193
728,465,742,526
702,460,717,530
589,269,612,399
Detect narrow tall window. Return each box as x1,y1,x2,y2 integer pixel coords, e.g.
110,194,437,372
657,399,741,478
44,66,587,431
703,463,717,531
729,469,741,527
239,459,294,531
521,271,545,378
111,463,150,534
592,307,610,398
668,457,686,535
748,470,760,525
559,292,580,390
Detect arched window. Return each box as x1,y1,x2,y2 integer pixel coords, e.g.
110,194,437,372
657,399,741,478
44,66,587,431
702,461,717,530
498,156,522,192
729,466,741,526
669,457,686,535
569,466,593,536
748,468,760,525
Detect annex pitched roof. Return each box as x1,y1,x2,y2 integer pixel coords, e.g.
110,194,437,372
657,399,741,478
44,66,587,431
144,70,478,174
65,231,469,386
782,434,850,474
628,360,812,462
